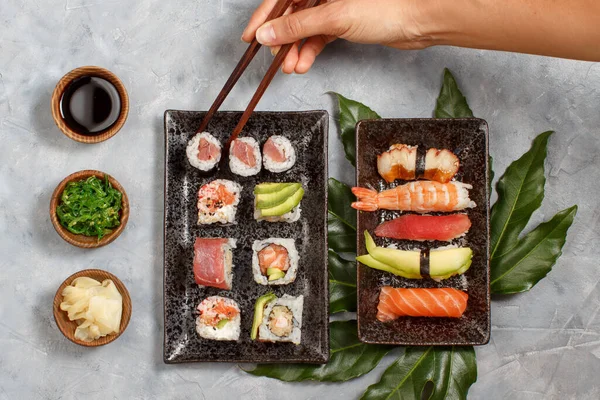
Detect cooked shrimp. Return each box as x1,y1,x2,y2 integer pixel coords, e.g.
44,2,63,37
351,181,476,212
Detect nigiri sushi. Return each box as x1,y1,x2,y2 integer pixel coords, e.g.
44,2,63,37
197,179,241,225
377,144,459,183
377,287,468,321
252,238,299,285
229,137,261,176
193,238,236,290
352,181,476,213
356,230,472,281
196,296,241,341
186,132,222,171
375,214,471,241
263,135,296,173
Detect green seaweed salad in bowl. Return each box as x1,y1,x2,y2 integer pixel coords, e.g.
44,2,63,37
50,170,129,248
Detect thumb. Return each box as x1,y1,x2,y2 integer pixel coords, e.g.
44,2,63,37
255,2,346,46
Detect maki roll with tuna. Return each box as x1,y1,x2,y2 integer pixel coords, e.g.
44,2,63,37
254,182,304,223
196,296,241,341
251,293,303,344
262,135,296,173
197,179,241,225
193,237,236,290
252,238,298,285
186,132,222,171
229,137,261,176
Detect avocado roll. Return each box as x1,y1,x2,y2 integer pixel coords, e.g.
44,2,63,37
253,182,304,223
251,294,303,344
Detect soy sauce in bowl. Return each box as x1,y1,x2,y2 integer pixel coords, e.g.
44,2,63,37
60,76,121,135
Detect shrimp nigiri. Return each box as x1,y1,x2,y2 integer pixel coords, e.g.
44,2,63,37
377,144,459,183
376,287,468,321
351,181,476,212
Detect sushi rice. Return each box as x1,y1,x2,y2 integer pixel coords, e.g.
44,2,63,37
197,179,242,225
186,132,222,171
229,137,262,176
263,135,296,173
252,238,299,285
196,296,241,341
258,294,303,344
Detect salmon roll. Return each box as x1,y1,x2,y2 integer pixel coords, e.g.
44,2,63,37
263,135,296,173
193,238,236,290
186,132,222,171
252,238,299,285
197,179,242,225
229,137,261,176
251,293,303,344
196,296,241,341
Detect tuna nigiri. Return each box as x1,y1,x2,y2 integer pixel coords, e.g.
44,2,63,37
377,144,459,183
193,238,236,290
376,287,468,321
375,214,471,241
352,181,476,213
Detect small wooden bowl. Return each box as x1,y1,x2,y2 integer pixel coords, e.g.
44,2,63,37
50,170,129,248
51,66,129,143
53,269,132,347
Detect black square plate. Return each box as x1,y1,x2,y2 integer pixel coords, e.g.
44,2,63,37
163,110,329,363
356,118,490,346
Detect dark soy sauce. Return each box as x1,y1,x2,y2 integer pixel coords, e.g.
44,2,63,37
60,76,121,135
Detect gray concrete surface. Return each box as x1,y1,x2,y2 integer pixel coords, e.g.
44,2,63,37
1,0,599,398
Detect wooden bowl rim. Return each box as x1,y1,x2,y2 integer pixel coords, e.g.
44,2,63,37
53,269,132,347
49,170,129,248
51,66,129,144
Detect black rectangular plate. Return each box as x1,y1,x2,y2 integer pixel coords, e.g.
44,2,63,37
356,118,490,346
164,110,329,363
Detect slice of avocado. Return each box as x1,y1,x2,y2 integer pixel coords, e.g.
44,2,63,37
256,183,301,209
267,268,286,281
216,318,229,329
259,187,304,217
429,248,473,279
251,293,276,340
364,231,421,274
254,182,290,195
356,254,422,279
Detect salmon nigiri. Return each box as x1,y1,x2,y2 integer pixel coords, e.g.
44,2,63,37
374,214,471,241
352,181,476,213
376,287,468,321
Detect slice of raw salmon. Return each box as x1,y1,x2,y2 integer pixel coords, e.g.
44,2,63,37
376,287,468,321
258,244,290,274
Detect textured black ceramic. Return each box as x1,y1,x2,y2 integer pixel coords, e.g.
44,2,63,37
163,110,329,363
356,118,490,346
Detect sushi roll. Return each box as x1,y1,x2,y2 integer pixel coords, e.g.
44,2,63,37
186,132,222,171
252,238,298,285
229,137,262,176
197,179,242,225
253,182,304,223
251,293,303,344
262,135,296,173
196,296,241,340
193,238,236,290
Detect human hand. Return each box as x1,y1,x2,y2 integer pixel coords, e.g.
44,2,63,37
241,0,438,74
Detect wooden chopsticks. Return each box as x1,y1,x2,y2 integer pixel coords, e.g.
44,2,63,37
195,0,293,135
197,0,323,147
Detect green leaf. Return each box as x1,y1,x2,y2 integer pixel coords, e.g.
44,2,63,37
490,132,551,261
244,320,391,382
330,92,381,166
434,68,474,118
329,250,357,313
328,178,357,254
361,346,477,400
491,205,577,294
